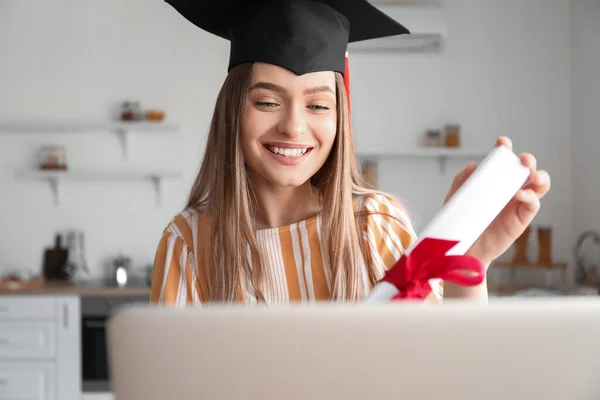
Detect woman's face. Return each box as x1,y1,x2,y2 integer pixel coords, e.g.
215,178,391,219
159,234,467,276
242,62,337,188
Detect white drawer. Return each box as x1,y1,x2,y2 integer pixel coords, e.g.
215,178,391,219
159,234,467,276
0,362,55,400
0,297,57,320
0,322,56,359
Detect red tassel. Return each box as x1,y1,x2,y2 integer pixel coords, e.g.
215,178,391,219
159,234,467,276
344,51,353,154
344,51,351,113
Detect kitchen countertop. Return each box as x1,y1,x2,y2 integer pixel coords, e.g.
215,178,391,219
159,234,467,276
0,278,151,296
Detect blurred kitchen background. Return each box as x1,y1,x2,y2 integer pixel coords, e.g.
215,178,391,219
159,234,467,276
1,0,600,294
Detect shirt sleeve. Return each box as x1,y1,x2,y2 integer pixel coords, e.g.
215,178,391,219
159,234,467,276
361,193,443,304
150,230,201,306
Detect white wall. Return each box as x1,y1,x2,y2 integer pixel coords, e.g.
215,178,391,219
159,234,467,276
351,0,573,275
0,0,576,281
572,0,600,239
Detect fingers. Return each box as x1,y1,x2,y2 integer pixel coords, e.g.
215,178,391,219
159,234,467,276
520,153,537,172
493,137,550,225
517,151,550,199
523,169,551,199
515,188,541,225
496,136,513,150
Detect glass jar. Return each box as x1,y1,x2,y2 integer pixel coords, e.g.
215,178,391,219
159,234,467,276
444,124,461,148
120,101,136,121
39,145,67,170
424,129,442,147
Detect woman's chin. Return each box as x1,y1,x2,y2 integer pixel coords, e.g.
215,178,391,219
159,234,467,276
260,169,313,188
269,176,311,188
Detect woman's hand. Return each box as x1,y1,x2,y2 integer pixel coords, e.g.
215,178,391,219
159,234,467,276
444,136,551,267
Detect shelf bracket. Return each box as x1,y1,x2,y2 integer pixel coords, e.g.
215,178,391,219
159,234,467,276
48,177,60,207
115,128,128,162
150,176,162,207
438,156,448,174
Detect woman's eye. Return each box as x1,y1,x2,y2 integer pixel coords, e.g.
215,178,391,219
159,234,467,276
255,101,279,108
308,105,330,111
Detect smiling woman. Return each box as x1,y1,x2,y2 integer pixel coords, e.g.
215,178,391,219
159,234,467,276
148,0,432,305
150,59,429,304
150,0,550,305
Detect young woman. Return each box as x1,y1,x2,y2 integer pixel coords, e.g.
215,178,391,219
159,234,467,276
150,0,550,306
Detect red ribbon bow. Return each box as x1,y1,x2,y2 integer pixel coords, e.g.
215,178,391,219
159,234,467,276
381,237,486,300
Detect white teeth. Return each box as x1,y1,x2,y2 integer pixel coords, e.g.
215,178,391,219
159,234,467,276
267,145,309,157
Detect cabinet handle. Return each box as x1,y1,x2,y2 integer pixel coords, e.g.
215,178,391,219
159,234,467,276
63,303,69,329
0,376,7,384
0,336,8,345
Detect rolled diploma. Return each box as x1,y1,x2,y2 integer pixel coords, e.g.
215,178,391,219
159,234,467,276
366,145,531,302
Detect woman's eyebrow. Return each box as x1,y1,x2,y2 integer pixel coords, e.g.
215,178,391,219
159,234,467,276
303,85,334,95
249,82,334,95
249,82,284,93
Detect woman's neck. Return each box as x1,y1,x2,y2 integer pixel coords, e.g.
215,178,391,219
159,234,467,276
249,175,322,230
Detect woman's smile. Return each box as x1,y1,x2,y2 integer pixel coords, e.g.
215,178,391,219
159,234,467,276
263,143,315,165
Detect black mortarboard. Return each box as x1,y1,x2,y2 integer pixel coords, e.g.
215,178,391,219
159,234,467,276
165,0,410,76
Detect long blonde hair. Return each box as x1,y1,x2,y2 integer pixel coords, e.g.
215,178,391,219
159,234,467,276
187,63,412,302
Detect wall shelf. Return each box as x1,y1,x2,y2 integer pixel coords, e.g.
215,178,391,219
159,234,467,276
16,167,182,207
356,147,489,174
0,120,180,161
489,260,570,290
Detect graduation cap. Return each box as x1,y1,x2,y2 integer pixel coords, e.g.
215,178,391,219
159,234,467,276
166,0,409,145
165,0,409,75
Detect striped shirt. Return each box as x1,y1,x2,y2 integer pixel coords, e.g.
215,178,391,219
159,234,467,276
150,193,443,305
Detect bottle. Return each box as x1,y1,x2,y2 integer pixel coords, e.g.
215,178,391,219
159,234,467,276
537,226,552,266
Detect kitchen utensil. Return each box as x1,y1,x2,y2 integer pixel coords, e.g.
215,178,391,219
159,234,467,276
42,233,69,280
574,230,600,286
64,230,89,282
79,230,89,274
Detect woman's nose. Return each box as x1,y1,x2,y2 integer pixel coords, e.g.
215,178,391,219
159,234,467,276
277,106,306,138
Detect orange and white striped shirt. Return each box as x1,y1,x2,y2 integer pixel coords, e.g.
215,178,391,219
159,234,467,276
150,194,443,305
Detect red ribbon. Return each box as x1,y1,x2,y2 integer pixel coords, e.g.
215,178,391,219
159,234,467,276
380,237,486,300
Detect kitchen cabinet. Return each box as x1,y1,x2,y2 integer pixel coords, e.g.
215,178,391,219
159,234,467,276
0,322,56,359
0,362,56,400
0,295,80,400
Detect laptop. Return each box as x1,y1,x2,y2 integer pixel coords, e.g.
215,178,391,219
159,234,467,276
107,298,600,400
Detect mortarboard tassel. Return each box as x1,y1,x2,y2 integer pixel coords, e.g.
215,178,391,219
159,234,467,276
344,51,354,155
344,51,351,113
